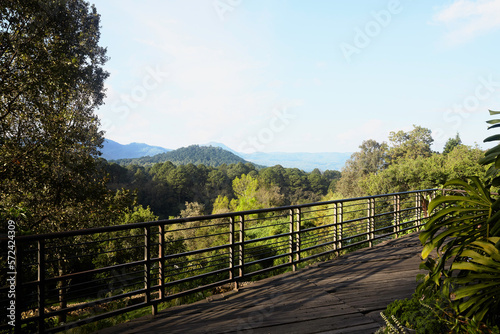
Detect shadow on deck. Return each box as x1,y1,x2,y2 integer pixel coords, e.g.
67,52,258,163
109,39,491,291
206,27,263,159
95,233,424,334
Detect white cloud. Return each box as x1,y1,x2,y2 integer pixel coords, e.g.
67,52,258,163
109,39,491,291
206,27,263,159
433,0,500,45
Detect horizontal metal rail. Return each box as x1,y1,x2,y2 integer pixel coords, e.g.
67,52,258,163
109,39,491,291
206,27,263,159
0,189,436,333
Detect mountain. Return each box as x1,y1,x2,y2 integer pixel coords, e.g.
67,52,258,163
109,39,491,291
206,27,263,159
112,145,248,167
101,139,171,160
241,151,352,172
202,142,351,171
103,139,352,171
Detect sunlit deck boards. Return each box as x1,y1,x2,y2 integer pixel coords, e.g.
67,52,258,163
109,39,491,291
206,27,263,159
96,232,423,334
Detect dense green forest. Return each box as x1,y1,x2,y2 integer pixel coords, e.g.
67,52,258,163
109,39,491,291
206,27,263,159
100,127,485,221
334,128,486,199
102,160,340,219
113,145,249,167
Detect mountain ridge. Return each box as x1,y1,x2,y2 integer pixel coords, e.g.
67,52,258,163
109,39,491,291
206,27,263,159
101,139,171,160
101,139,352,171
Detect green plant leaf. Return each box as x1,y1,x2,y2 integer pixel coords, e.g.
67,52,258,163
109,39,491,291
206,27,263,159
487,123,500,130
454,281,500,300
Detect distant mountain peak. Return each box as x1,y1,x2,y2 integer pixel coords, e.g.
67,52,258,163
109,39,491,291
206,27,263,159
110,144,249,167
101,139,171,160
202,142,238,154
102,139,352,171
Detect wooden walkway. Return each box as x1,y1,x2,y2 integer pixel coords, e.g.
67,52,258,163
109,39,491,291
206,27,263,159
96,233,424,334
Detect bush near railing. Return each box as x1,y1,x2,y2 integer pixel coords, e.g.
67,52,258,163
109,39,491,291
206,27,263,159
0,189,435,334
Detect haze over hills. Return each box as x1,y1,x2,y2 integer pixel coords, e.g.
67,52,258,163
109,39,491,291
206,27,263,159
101,139,352,171
101,139,171,160
202,142,352,171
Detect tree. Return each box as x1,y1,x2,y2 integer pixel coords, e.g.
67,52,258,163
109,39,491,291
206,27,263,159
442,133,462,154
230,174,260,212
1,0,110,233
336,139,388,198
361,154,447,195
388,125,433,162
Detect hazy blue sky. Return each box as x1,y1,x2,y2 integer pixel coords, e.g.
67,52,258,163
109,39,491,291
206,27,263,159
91,0,500,153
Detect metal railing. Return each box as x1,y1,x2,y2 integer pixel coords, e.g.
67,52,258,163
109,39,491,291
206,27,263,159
1,189,435,333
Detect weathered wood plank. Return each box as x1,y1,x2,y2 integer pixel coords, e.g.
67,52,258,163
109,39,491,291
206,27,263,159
95,232,424,334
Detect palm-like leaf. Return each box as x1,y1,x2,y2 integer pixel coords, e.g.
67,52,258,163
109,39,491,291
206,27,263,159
417,110,500,326
445,237,500,323
420,177,493,258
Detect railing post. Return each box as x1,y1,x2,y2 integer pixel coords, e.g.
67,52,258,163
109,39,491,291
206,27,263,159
394,194,401,236
333,203,337,255
367,198,375,247
295,208,301,269
289,209,294,271
14,242,23,334
158,224,165,302
38,240,45,334
229,216,236,290
144,227,155,315
238,215,245,283
337,202,343,253
415,192,421,230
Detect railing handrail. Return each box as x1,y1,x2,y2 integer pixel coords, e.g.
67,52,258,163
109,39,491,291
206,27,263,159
4,189,437,334
10,189,437,242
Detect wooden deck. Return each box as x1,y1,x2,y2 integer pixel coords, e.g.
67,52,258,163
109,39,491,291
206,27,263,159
96,233,424,334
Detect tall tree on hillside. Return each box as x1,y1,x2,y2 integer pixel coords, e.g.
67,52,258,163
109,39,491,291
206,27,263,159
442,133,462,154
0,0,111,233
336,139,388,198
388,125,433,162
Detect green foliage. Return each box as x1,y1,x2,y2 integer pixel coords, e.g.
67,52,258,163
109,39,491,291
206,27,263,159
388,125,433,162
93,205,158,266
335,125,487,200
443,133,462,154
381,294,447,334
417,110,500,328
382,292,499,334
336,139,388,197
230,174,261,212
113,145,248,167
382,292,447,333
105,161,337,218
480,110,500,187
0,0,114,234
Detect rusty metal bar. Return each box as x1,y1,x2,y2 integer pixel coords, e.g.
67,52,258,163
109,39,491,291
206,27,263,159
158,224,165,301
367,198,375,247
144,227,155,315
238,215,245,283
295,208,301,266
337,202,343,252
38,240,45,334
5,189,437,333
14,189,439,242
289,209,294,271
229,216,235,289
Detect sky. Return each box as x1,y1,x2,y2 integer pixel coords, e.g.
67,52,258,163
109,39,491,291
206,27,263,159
91,0,500,154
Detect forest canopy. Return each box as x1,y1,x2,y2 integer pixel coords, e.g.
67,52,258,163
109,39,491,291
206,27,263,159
102,127,484,220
